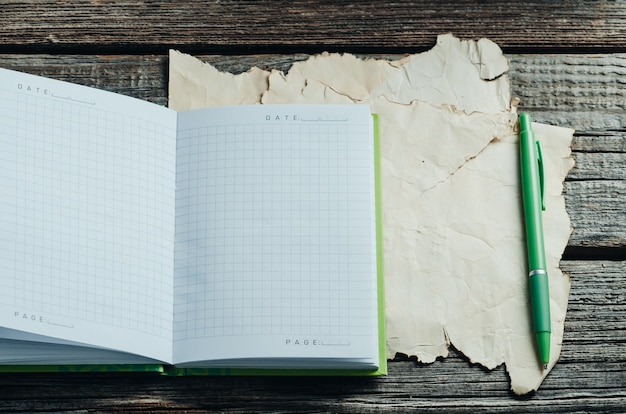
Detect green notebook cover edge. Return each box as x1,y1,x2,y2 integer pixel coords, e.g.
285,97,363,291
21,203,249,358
0,364,164,374
373,113,388,376
0,111,387,377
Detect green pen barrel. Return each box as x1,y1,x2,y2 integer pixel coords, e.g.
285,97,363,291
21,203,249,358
519,114,547,271
520,112,551,367
529,272,551,333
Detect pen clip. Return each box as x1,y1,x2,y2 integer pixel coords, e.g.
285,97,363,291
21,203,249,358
536,140,546,211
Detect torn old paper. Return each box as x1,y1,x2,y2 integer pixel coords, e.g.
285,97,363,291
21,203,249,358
168,33,574,395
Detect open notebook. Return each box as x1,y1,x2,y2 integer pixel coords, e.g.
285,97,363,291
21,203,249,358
0,68,385,375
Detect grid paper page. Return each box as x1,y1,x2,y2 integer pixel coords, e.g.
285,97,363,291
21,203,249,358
0,69,177,363
173,105,378,365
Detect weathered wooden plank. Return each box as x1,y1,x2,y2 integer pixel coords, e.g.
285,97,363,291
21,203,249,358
509,54,626,131
0,361,624,412
569,152,626,181
0,261,622,412
0,3,623,409
1,1,626,53
572,131,626,154
0,54,169,105
559,260,626,365
2,53,624,132
1,54,624,251
565,180,626,249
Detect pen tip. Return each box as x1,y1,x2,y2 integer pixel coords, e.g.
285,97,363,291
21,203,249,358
543,364,548,370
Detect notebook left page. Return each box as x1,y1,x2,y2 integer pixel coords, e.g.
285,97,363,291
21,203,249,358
0,69,177,363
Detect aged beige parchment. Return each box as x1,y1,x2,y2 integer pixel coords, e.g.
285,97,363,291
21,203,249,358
168,34,574,394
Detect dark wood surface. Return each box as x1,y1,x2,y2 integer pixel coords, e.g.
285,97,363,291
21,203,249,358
2,1,626,53
1,1,625,412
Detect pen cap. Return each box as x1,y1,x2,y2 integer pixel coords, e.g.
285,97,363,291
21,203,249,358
519,113,533,135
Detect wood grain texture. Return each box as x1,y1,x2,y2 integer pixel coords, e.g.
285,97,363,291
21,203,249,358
1,3,625,408
0,261,623,412
510,54,626,131
1,53,624,251
1,1,626,53
2,53,624,131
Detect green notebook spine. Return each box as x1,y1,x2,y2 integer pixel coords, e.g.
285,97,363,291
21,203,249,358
0,364,165,374
373,114,387,376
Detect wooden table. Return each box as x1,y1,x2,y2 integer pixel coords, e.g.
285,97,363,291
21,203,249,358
1,1,625,412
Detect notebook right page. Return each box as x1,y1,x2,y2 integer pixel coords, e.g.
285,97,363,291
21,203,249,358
173,104,379,369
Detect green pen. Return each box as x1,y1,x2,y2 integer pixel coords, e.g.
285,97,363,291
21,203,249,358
519,112,551,370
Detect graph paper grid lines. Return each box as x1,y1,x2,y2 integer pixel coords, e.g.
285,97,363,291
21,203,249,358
0,71,177,360
173,106,377,347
